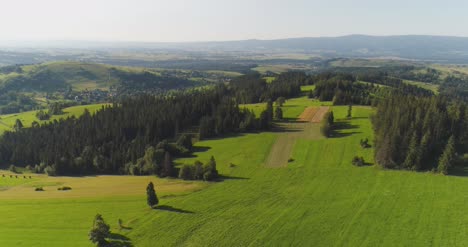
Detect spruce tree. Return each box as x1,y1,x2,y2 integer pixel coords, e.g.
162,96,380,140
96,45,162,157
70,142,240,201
274,106,283,120
146,182,159,208
437,135,456,175
13,119,23,131
347,105,352,118
403,133,421,170
89,214,110,246
203,156,219,181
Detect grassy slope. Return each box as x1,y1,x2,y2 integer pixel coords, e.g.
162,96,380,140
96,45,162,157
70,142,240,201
0,104,106,134
130,105,468,246
403,79,439,93
2,97,468,246
0,173,205,246
0,61,209,92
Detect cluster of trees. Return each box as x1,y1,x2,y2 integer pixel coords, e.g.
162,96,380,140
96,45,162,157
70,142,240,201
373,92,468,173
229,72,307,104
439,75,468,100
36,110,50,120
320,111,334,137
311,73,374,105
0,92,38,114
114,69,204,96
179,156,219,181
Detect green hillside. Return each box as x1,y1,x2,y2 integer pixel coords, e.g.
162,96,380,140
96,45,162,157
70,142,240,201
2,95,468,246
0,103,106,134
0,62,216,114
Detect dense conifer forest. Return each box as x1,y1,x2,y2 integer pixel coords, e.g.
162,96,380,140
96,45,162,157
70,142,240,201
373,92,468,173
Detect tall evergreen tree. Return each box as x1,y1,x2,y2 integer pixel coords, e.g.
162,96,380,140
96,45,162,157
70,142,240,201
203,156,219,181
437,135,456,175
347,105,352,118
146,182,159,208
13,119,23,131
403,133,421,170
274,106,283,120
89,214,110,246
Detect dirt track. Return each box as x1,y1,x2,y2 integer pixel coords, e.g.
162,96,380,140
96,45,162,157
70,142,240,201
311,106,330,123
265,106,329,168
298,107,319,122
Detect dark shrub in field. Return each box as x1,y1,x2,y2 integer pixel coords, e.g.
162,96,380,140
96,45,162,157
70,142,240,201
57,186,72,191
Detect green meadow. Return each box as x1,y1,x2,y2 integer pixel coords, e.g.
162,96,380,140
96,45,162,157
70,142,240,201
0,104,106,134
2,97,468,246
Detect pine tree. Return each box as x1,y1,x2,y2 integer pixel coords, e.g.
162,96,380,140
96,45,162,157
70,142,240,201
347,105,352,118
328,111,334,125
203,156,219,181
89,214,110,246
403,133,421,170
274,106,283,120
437,135,456,175
13,119,23,131
146,182,159,208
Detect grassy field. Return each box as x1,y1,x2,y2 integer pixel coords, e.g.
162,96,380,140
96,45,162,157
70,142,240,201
3,96,468,246
403,79,439,93
0,172,205,246
0,104,106,134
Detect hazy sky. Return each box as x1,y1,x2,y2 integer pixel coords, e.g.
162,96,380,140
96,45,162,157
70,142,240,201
0,0,467,42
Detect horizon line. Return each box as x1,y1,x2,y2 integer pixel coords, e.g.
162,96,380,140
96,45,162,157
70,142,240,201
1,34,468,45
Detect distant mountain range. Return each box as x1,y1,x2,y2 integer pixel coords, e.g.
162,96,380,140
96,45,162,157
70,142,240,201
2,35,468,63
178,35,468,62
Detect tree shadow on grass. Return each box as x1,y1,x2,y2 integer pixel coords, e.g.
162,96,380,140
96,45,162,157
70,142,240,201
329,120,361,138
217,175,250,181
192,146,211,153
154,205,195,214
334,121,359,130
330,131,362,138
359,162,374,167
348,116,370,120
185,146,212,157
106,233,133,247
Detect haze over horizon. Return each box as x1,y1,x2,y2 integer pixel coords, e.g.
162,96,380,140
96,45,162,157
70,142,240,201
1,0,467,43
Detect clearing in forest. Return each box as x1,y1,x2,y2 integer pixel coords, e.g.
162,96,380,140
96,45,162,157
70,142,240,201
265,106,329,167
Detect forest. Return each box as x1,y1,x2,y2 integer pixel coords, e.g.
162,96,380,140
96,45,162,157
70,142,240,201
373,92,468,174
0,72,306,177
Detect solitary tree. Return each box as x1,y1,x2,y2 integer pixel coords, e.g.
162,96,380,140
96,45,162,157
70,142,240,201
146,182,159,208
89,214,110,246
13,119,23,131
347,105,352,118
